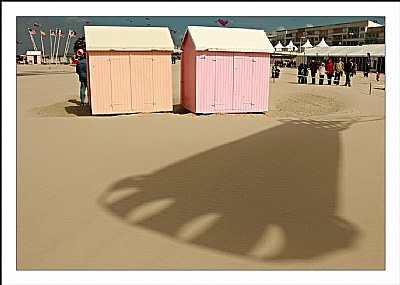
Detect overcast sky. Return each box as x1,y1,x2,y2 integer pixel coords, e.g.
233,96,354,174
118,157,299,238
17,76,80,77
16,16,384,56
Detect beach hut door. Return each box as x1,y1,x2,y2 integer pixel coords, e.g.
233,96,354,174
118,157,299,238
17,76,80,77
214,54,234,111
130,53,154,111
109,52,132,112
233,54,254,110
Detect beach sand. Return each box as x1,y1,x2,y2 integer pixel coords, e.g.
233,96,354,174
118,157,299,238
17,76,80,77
16,62,385,269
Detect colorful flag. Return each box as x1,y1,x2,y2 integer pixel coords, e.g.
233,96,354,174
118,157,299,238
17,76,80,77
69,30,77,37
60,33,65,38
28,28,36,35
50,29,56,36
40,30,46,37
34,22,41,27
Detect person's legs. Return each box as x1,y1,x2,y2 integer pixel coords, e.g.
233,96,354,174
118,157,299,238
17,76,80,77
345,72,350,86
311,72,316,84
319,75,324,85
80,81,87,105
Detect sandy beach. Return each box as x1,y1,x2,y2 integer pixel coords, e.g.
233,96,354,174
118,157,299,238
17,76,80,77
16,61,385,270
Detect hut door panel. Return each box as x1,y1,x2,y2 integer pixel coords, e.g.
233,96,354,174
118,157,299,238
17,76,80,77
109,52,132,112
196,52,216,112
251,54,269,111
88,52,112,114
214,54,234,111
233,54,254,110
152,51,173,111
130,53,154,111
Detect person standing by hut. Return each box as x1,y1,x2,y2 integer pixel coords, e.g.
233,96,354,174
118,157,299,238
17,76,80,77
344,58,353,87
334,58,344,85
75,51,87,106
325,58,334,85
310,59,318,84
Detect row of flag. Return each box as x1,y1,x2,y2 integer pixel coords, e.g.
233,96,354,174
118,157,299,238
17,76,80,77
28,28,77,38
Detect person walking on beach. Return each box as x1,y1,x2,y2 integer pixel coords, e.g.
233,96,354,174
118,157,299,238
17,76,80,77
298,63,304,84
325,58,334,85
352,61,357,76
302,64,309,84
310,59,318,84
75,52,87,106
334,58,344,85
344,58,353,87
364,60,371,77
318,62,326,85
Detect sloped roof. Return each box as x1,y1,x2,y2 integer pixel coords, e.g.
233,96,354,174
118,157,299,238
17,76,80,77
26,51,42,56
302,39,313,48
285,40,298,51
274,41,284,49
303,44,385,57
84,26,174,51
184,26,275,53
316,38,329,47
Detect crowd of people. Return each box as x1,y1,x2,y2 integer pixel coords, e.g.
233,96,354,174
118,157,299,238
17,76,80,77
297,57,376,87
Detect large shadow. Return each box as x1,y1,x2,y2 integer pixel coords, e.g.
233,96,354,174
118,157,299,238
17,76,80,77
99,117,381,263
64,99,92,116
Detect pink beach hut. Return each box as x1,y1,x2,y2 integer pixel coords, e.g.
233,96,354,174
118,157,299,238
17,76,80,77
180,26,275,114
84,26,174,115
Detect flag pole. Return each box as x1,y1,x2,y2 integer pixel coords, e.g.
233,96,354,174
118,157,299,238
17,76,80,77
52,30,57,64
40,32,45,64
55,30,61,64
49,29,53,64
28,29,38,51
64,33,71,59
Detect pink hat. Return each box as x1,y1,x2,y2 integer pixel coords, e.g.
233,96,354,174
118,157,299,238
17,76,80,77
76,49,84,57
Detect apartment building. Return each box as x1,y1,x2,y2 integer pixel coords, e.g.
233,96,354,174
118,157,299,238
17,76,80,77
365,26,385,44
268,20,384,49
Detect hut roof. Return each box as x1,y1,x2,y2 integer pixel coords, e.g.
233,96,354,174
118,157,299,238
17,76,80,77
184,26,274,53
26,51,42,56
84,26,174,51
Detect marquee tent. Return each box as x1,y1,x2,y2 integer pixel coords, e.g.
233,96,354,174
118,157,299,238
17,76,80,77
301,39,313,50
274,41,284,51
285,40,298,52
316,38,329,47
303,44,385,57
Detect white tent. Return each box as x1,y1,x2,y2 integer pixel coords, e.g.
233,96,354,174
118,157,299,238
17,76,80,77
285,40,298,52
274,41,284,51
316,38,329,47
303,44,385,57
302,39,313,49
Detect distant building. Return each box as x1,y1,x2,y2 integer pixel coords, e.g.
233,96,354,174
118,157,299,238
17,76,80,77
26,51,42,64
365,26,385,44
268,20,384,48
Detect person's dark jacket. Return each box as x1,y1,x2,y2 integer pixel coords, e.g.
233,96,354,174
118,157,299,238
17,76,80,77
76,58,87,82
310,61,318,74
344,60,353,73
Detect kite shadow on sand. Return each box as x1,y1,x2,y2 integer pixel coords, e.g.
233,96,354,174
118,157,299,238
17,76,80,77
99,116,383,263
